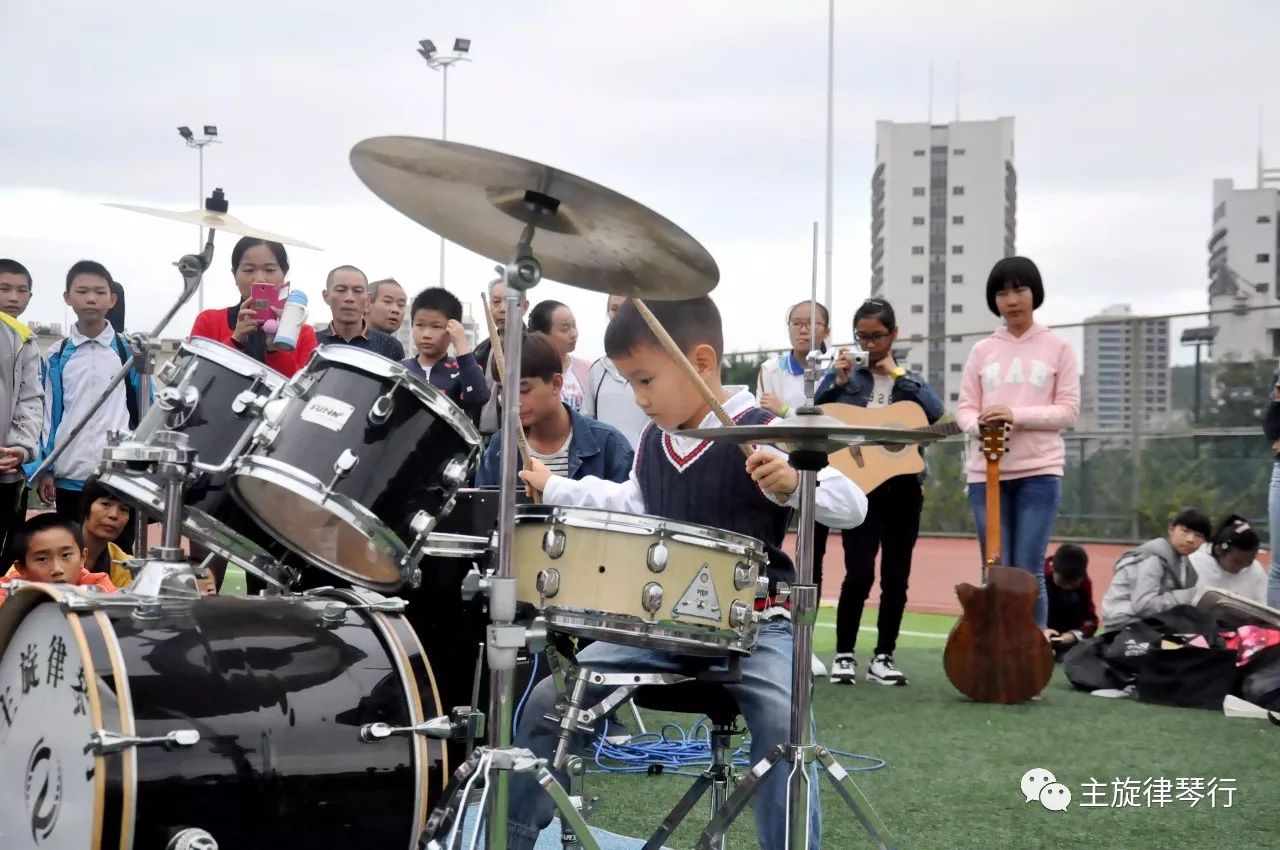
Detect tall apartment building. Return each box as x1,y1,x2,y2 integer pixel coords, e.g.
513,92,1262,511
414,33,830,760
1079,304,1171,433
1206,172,1280,359
871,117,1016,403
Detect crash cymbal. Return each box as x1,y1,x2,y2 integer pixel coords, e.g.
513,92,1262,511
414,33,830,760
105,204,322,250
678,413,949,454
349,136,718,299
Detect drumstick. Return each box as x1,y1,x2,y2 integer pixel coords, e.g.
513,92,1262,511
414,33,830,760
479,292,534,469
630,298,753,458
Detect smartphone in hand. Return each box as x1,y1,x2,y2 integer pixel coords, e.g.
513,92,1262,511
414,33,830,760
250,282,277,322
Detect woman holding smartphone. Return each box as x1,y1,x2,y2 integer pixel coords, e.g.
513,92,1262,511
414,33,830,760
190,236,317,376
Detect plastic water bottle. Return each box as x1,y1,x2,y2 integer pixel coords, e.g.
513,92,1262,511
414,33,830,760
273,290,308,351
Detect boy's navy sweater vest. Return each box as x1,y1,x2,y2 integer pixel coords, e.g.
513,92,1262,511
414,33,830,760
636,407,794,594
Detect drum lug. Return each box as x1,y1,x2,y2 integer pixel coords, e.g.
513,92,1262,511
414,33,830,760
728,600,751,629
322,449,360,497
542,527,567,559
646,540,669,573
399,510,442,579
88,727,200,755
536,568,561,599
641,582,665,615
157,358,181,385
442,457,469,489
733,561,755,590
367,388,397,426
460,568,491,601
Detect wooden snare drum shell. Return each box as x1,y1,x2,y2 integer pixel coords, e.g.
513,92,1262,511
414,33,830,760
513,506,765,638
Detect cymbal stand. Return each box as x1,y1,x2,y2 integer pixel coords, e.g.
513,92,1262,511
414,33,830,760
30,195,218,490
428,209,600,850
693,282,894,850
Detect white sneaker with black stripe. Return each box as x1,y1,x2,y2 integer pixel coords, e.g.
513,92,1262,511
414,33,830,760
866,654,908,686
828,653,856,685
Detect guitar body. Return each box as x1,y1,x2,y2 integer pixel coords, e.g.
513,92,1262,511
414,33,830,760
943,566,1054,703
942,423,1053,703
821,401,959,493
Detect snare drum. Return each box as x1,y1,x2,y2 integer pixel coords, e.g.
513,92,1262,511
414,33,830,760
513,506,769,655
0,583,448,850
231,346,482,591
97,338,294,588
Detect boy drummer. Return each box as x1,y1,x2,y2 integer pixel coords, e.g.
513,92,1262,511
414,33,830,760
512,296,867,849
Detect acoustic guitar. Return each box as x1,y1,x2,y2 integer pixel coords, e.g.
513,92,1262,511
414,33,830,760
820,401,961,493
942,423,1054,704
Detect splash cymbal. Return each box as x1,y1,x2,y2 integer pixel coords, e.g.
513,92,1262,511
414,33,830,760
105,204,322,250
349,136,717,299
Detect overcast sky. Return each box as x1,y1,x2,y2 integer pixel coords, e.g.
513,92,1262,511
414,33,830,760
1,1,1276,363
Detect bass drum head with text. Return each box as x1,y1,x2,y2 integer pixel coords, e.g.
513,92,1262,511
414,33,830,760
0,584,449,850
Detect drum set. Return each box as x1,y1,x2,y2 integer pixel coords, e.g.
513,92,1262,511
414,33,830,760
0,138,937,850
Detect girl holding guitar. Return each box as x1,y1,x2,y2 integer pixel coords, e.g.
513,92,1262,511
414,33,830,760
955,257,1080,632
815,298,944,685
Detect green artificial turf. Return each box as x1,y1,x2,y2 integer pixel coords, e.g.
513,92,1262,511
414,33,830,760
581,607,1277,849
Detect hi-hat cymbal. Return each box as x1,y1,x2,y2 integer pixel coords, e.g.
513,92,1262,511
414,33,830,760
350,136,718,299
105,204,322,250
678,414,949,454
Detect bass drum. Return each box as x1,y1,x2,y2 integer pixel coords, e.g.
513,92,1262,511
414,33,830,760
0,585,448,850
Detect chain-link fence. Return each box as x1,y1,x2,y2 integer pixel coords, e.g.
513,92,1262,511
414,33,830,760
725,304,1280,544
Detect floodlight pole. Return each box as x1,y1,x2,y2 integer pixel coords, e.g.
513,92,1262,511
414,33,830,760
180,127,220,311
418,39,472,291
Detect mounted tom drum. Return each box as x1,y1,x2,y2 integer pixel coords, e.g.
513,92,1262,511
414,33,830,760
231,345,481,591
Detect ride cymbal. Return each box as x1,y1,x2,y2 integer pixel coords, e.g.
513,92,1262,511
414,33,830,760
350,136,717,299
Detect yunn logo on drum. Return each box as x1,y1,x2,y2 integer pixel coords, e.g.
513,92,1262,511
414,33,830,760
25,738,63,844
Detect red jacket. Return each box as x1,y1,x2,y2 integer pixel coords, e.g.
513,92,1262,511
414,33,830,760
0,565,117,606
190,308,318,377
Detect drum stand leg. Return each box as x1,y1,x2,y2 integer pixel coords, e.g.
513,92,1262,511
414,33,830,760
420,747,603,850
642,720,736,850
688,457,897,850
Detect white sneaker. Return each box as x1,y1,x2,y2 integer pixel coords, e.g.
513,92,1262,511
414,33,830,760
866,654,908,686
811,654,828,678
829,653,856,685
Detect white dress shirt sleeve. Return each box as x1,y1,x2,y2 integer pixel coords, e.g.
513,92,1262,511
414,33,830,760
542,469,647,514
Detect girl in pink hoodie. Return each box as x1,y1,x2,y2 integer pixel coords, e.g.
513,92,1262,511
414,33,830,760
955,256,1080,629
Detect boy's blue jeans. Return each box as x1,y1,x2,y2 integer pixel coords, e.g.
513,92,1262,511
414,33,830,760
967,474,1062,629
505,618,820,849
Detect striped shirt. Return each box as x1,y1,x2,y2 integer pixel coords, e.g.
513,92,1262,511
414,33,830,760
530,433,572,478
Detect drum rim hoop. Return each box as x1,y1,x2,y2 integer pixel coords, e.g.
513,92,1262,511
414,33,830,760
306,344,482,448
541,606,758,656
231,455,410,589
180,336,288,387
513,504,767,558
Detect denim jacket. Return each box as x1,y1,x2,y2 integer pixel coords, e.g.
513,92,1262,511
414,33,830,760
475,404,635,486
814,366,945,422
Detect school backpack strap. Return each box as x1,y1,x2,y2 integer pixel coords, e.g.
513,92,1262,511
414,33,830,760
111,334,141,429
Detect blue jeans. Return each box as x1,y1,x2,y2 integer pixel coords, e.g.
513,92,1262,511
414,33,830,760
1269,464,1280,608
967,475,1062,629
505,619,819,849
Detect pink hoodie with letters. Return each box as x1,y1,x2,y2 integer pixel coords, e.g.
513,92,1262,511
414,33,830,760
955,323,1079,483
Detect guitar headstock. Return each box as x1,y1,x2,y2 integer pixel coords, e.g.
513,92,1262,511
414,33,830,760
979,423,1009,461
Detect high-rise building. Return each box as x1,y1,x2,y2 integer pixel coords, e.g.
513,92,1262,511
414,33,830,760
1079,304,1171,433
1206,172,1280,360
871,117,1016,404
